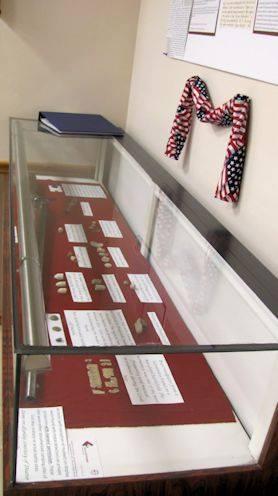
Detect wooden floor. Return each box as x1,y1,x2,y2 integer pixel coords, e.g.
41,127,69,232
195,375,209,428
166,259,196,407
0,325,2,496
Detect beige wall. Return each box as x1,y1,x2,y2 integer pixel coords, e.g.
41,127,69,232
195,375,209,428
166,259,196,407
127,0,278,277
0,0,140,158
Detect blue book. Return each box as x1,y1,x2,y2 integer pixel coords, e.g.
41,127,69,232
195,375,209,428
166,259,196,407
38,111,124,136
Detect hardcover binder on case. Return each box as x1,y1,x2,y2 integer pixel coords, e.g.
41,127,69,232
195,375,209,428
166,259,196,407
38,111,124,136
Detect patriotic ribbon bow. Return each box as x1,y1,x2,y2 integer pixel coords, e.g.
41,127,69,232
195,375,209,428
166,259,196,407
165,76,250,202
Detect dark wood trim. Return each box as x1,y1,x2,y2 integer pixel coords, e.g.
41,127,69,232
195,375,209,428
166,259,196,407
4,463,278,495
2,173,16,493
116,135,278,317
0,161,9,173
3,464,262,495
258,405,278,468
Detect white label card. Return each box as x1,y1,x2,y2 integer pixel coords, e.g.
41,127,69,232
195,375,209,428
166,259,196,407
102,274,126,303
49,184,62,193
107,247,129,267
65,224,87,243
80,202,93,217
116,355,184,405
254,0,278,34
66,272,92,302
16,407,73,482
99,220,123,238
127,274,162,303
46,313,67,346
37,175,96,184
14,226,18,244
73,246,92,268
62,183,107,198
147,312,170,345
64,309,135,346
67,430,103,479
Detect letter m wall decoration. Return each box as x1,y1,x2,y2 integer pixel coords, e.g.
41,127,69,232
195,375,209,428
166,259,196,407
166,76,250,203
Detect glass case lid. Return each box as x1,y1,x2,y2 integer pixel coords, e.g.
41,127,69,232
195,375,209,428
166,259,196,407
10,119,278,355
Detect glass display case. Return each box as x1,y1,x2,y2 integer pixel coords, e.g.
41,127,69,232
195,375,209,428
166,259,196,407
3,118,278,494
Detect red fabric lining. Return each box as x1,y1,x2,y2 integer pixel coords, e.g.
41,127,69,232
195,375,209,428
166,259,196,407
18,179,235,427
20,353,235,427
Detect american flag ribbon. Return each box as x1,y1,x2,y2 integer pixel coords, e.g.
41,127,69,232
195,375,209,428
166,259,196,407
165,76,250,202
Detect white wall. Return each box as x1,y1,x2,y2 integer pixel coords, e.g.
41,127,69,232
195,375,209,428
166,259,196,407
0,0,140,158
1,0,276,274
126,0,278,277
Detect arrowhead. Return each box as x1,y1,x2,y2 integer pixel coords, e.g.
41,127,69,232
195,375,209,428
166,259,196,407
82,441,93,447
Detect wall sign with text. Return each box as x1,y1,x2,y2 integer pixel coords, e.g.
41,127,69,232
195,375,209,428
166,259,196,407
166,0,278,85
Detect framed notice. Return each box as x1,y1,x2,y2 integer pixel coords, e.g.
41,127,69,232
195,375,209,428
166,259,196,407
253,0,278,35
166,0,278,84
189,0,221,35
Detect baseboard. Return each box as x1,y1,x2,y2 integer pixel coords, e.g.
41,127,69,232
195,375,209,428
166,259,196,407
0,161,8,174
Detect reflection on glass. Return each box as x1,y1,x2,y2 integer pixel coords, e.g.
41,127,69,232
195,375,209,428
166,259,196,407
10,119,278,354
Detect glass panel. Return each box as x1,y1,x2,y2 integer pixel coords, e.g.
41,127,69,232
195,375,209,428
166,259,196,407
18,351,277,483
150,190,278,347
10,119,278,353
